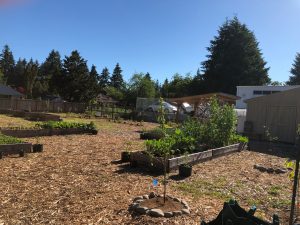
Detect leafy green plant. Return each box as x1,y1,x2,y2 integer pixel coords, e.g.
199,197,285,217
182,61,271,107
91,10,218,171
230,134,249,144
146,97,173,204
0,134,23,144
35,121,97,132
141,127,166,140
202,97,237,148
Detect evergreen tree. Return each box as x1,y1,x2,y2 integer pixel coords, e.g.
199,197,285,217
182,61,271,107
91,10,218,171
0,45,15,85
0,69,4,84
89,65,100,100
111,63,124,89
202,17,270,94
61,50,92,102
145,72,151,80
11,58,27,88
154,79,161,97
99,67,110,90
24,59,39,98
39,50,62,95
161,78,169,97
287,53,300,85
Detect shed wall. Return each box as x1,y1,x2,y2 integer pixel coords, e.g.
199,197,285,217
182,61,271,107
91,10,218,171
246,88,300,143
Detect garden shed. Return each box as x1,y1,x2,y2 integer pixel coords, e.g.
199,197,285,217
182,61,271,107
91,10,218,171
245,87,300,144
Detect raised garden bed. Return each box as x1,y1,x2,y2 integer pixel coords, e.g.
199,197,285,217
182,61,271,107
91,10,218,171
0,121,98,138
0,143,32,156
0,128,97,138
0,109,61,121
130,143,245,173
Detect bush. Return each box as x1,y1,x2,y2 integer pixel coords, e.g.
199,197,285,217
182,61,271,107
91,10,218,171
230,134,249,144
36,121,97,132
0,134,23,144
202,97,237,148
145,97,248,157
141,128,165,140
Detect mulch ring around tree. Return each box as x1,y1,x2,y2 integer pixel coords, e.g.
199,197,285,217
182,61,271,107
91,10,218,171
129,192,190,218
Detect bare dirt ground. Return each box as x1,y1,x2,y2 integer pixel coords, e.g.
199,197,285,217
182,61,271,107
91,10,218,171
0,119,293,225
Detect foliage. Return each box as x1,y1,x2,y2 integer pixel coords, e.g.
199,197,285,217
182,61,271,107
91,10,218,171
36,121,97,132
61,50,99,102
104,86,124,101
287,52,300,85
126,73,156,105
201,17,270,94
111,63,124,90
146,97,245,156
230,134,249,144
142,127,166,140
0,134,23,144
24,59,39,98
202,97,237,148
0,45,15,85
99,67,110,90
39,50,62,95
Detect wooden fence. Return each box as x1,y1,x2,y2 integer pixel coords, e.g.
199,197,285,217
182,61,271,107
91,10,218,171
0,98,86,113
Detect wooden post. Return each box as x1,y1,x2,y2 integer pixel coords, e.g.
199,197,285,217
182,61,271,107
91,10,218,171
289,136,300,225
176,102,182,123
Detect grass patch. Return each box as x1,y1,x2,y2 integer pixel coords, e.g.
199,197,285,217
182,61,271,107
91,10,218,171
0,134,24,144
268,185,282,196
0,114,35,128
177,177,235,201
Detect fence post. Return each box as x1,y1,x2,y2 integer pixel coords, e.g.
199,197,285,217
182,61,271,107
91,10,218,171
289,136,300,225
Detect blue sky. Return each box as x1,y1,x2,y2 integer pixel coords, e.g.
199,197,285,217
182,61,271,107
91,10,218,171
0,0,299,83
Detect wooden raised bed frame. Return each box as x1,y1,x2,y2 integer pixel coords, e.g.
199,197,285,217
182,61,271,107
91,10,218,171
0,143,32,156
130,143,246,173
0,128,97,138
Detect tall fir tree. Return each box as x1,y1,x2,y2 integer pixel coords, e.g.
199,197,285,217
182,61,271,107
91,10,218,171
89,65,100,100
99,67,110,91
61,50,92,102
111,63,124,89
39,50,63,95
154,79,161,97
0,45,15,85
161,78,169,98
145,72,151,80
24,59,39,98
11,58,27,88
202,17,270,94
287,53,300,85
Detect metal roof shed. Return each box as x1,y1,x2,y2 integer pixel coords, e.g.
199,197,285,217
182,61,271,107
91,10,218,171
245,87,300,144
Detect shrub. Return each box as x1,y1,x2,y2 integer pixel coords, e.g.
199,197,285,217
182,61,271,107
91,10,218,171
0,134,23,144
230,134,249,144
141,128,165,140
202,97,237,148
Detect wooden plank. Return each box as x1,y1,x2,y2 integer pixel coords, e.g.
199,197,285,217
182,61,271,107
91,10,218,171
0,143,32,155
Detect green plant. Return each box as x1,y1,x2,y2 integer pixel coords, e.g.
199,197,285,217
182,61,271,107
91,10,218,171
35,121,97,132
230,134,249,144
202,97,237,148
0,134,23,144
146,97,173,204
142,127,165,140
263,126,278,142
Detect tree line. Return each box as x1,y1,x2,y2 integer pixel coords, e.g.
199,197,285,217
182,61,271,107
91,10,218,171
0,17,299,105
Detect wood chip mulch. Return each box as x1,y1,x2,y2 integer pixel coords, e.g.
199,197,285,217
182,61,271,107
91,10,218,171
0,122,293,224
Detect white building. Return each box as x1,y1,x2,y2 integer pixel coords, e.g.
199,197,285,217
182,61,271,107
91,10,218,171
236,85,300,109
